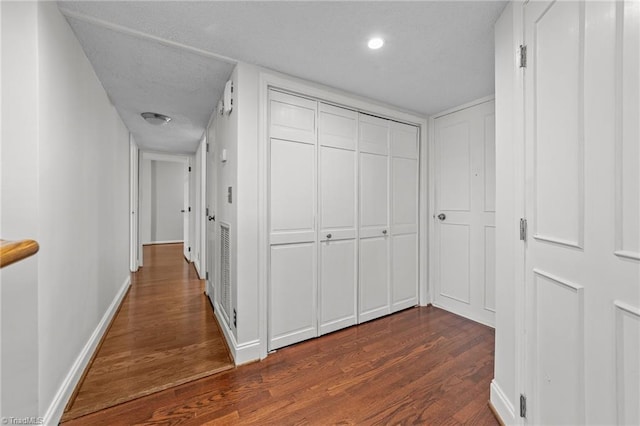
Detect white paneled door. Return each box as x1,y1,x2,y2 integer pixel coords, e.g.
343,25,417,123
390,122,419,312
318,103,358,335
359,114,391,322
268,90,420,350
268,91,318,350
523,1,639,424
433,100,496,326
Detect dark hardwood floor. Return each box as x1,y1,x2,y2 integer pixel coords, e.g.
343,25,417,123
64,304,498,425
62,244,234,422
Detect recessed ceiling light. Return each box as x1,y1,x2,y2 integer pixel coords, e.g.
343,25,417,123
368,37,384,50
141,112,172,125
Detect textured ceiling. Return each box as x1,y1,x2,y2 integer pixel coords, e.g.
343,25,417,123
59,1,507,154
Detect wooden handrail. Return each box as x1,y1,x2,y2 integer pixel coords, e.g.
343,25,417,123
0,239,39,268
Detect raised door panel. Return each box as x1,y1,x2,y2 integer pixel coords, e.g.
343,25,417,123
269,243,317,350
533,271,585,426
391,157,418,235
270,138,315,244
359,236,390,322
319,103,357,151
391,233,418,312
319,239,357,335
269,90,316,144
359,113,389,155
319,124,356,241
616,0,640,260
439,223,470,304
438,121,471,212
533,0,583,248
391,121,419,159
360,152,388,238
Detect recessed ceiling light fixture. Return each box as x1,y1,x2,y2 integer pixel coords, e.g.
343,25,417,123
367,37,384,50
141,112,172,125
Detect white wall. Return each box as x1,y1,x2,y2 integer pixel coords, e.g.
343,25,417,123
140,159,185,244
209,66,239,343
1,2,130,422
0,2,39,416
491,2,523,423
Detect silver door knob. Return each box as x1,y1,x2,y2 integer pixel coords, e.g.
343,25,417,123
326,233,332,239
438,213,446,221
382,230,387,235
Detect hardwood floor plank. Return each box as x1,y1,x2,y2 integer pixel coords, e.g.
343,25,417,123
65,304,498,425
61,244,233,422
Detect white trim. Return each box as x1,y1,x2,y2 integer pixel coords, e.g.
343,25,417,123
194,259,202,278
430,95,496,119
490,380,516,425
140,151,190,164
43,276,131,425
143,240,184,245
432,302,495,328
257,69,429,360
57,8,238,66
211,294,261,365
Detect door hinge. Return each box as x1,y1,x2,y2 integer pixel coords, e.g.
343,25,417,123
206,143,210,153
520,218,528,241
520,394,527,418
188,246,191,252
188,206,191,212
519,44,527,68
206,271,209,280
206,207,209,216
188,166,192,172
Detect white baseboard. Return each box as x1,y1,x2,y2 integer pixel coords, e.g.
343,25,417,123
143,240,183,245
431,301,495,328
211,295,260,366
490,379,516,425
43,275,131,424
194,259,202,279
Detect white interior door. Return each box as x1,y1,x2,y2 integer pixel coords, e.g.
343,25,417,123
206,132,216,303
183,161,190,260
523,1,639,424
268,90,318,350
318,103,358,335
390,121,419,312
358,113,390,322
433,100,496,327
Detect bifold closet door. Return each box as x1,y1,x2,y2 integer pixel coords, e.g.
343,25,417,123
268,90,318,350
318,104,358,335
390,122,419,312
358,114,391,323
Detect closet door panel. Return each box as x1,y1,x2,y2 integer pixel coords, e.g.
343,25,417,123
269,243,317,350
359,114,389,155
391,233,418,312
391,156,418,235
319,103,357,150
320,146,356,238
391,121,419,159
270,91,316,144
319,239,357,335
360,152,389,238
270,138,316,244
359,236,390,322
